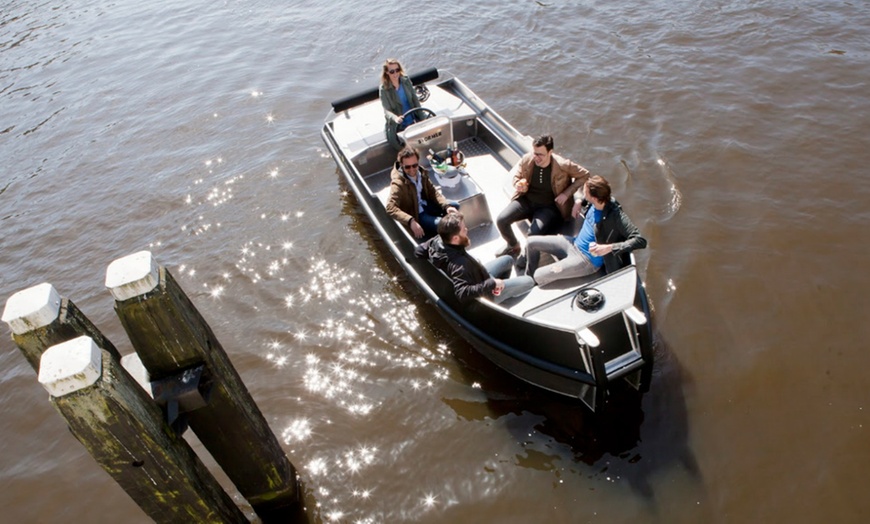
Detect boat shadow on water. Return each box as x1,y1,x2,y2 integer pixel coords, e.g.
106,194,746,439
445,321,703,507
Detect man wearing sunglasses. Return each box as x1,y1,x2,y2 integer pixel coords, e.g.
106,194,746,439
387,147,458,239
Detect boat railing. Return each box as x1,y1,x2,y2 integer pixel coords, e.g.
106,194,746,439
446,77,532,156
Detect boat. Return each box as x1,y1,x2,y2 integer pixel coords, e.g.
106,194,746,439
321,68,653,411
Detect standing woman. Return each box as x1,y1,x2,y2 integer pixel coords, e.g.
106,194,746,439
379,58,426,150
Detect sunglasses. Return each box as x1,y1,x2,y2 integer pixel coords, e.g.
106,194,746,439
402,163,419,170
388,68,401,74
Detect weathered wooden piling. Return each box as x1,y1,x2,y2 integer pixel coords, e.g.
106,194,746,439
38,336,248,523
105,251,300,521
2,283,121,371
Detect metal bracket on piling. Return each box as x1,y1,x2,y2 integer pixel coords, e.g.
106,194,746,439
150,364,213,434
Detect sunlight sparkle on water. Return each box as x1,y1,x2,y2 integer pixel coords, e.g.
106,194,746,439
340,445,378,474
423,493,437,508
307,457,328,477
352,489,372,499
281,418,312,444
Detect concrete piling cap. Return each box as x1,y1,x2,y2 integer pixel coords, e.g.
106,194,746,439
38,336,102,397
1,283,62,335
105,251,159,301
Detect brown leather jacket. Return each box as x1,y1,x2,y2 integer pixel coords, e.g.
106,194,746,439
386,164,450,228
510,152,590,220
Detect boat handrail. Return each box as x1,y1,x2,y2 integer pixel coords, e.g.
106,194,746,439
330,68,440,113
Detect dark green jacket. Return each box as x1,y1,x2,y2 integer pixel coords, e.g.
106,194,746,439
379,75,426,149
379,75,423,122
595,199,647,273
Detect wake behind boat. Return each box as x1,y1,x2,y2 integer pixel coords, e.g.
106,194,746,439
321,68,653,410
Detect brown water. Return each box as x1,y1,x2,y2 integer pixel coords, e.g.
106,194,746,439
2,1,870,522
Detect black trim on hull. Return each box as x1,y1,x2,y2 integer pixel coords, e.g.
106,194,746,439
432,298,597,387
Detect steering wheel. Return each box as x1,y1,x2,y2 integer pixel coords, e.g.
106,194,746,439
400,107,436,123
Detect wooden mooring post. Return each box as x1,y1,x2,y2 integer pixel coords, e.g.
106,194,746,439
37,336,248,523
1,283,121,370
105,251,300,522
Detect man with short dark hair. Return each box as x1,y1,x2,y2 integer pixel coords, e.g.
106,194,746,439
495,134,591,257
525,175,647,286
387,146,458,238
415,213,535,304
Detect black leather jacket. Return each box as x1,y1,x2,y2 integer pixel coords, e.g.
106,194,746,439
593,199,647,274
414,237,495,303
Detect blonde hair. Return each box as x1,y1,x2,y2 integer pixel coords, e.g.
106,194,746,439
380,58,404,87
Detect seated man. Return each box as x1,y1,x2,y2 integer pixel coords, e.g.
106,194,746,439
525,175,647,286
495,134,591,257
386,146,457,239
415,212,535,305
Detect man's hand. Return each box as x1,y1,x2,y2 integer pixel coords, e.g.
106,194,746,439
410,220,425,238
492,279,505,296
555,192,569,206
515,178,529,194
588,242,613,257
571,200,583,218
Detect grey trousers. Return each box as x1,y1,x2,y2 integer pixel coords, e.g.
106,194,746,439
525,235,598,286
484,255,535,304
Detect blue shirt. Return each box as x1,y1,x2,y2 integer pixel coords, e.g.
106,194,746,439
396,83,414,127
573,207,604,268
